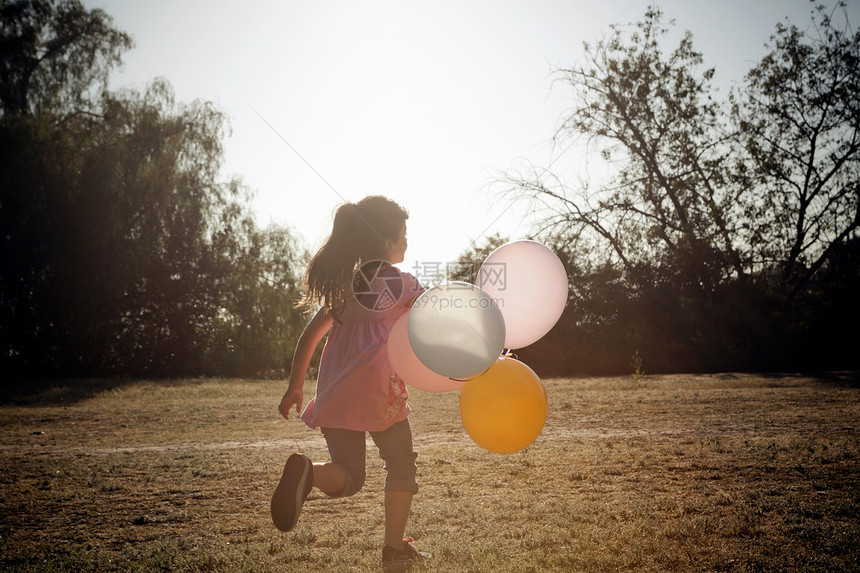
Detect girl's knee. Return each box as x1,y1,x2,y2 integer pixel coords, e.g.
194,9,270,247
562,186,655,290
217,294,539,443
383,451,418,493
335,466,366,498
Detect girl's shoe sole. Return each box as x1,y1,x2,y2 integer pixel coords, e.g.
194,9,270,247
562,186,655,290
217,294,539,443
271,453,312,531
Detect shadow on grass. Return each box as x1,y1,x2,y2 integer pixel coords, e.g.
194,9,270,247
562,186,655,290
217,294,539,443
2,371,856,407
758,371,860,388
811,371,860,388
0,377,212,407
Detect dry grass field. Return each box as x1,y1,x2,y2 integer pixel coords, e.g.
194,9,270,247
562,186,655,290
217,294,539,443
1,373,858,572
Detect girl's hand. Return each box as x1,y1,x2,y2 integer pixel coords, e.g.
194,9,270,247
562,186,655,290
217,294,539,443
278,386,303,420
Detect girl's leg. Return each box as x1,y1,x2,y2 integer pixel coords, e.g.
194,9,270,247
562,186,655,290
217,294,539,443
371,419,420,549
384,490,414,548
321,427,368,497
313,462,346,496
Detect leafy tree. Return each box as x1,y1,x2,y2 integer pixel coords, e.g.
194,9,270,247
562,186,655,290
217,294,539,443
504,7,746,296
446,233,509,284
1,1,305,378
79,80,243,376
0,0,132,116
732,2,860,293
497,3,859,374
210,216,305,377
505,3,858,296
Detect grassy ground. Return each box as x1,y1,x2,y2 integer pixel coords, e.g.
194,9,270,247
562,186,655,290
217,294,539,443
0,373,858,572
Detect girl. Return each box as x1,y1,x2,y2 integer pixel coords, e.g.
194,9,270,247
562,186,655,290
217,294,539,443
272,195,430,571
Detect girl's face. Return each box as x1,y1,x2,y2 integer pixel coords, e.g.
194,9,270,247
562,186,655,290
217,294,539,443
384,222,408,264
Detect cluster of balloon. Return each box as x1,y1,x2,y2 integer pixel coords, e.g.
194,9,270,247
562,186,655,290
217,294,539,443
386,240,568,453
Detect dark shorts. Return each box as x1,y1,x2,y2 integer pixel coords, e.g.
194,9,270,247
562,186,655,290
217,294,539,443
321,418,418,497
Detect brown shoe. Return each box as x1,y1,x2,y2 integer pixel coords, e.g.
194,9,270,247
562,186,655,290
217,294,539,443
271,453,313,532
382,537,431,572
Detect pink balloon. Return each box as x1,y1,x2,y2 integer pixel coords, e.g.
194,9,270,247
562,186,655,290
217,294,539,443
387,313,465,393
476,240,568,349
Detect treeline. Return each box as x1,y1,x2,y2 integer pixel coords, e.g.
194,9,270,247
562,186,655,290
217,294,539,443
517,238,860,376
2,1,858,380
461,4,860,376
1,1,306,378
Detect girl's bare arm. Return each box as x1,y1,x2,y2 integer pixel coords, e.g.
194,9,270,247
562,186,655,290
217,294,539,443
278,307,333,420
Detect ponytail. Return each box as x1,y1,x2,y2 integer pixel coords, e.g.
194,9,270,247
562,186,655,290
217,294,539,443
298,196,408,312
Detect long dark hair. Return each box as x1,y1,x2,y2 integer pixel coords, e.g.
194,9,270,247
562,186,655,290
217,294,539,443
299,195,408,313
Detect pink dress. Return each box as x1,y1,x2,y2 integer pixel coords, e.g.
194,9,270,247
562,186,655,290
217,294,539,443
301,266,425,432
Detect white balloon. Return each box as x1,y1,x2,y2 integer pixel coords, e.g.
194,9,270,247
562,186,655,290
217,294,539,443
476,240,568,349
407,282,506,379
387,313,464,393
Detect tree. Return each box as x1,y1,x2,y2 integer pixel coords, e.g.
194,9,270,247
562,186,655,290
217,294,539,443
0,0,132,116
504,7,746,296
209,215,306,377
78,80,244,376
446,233,509,284
1,78,303,377
1,2,305,378
732,1,860,294
497,3,859,374
1,0,136,375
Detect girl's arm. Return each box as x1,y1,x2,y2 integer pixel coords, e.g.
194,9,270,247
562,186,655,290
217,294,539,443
278,306,334,420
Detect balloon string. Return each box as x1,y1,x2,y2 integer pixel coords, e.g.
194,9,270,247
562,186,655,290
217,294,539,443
449,350,516,383
450,360,497,383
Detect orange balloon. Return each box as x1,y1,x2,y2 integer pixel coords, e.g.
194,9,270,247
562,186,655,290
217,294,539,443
459,357,547,453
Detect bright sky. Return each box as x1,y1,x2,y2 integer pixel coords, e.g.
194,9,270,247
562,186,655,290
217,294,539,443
84,0,856,273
